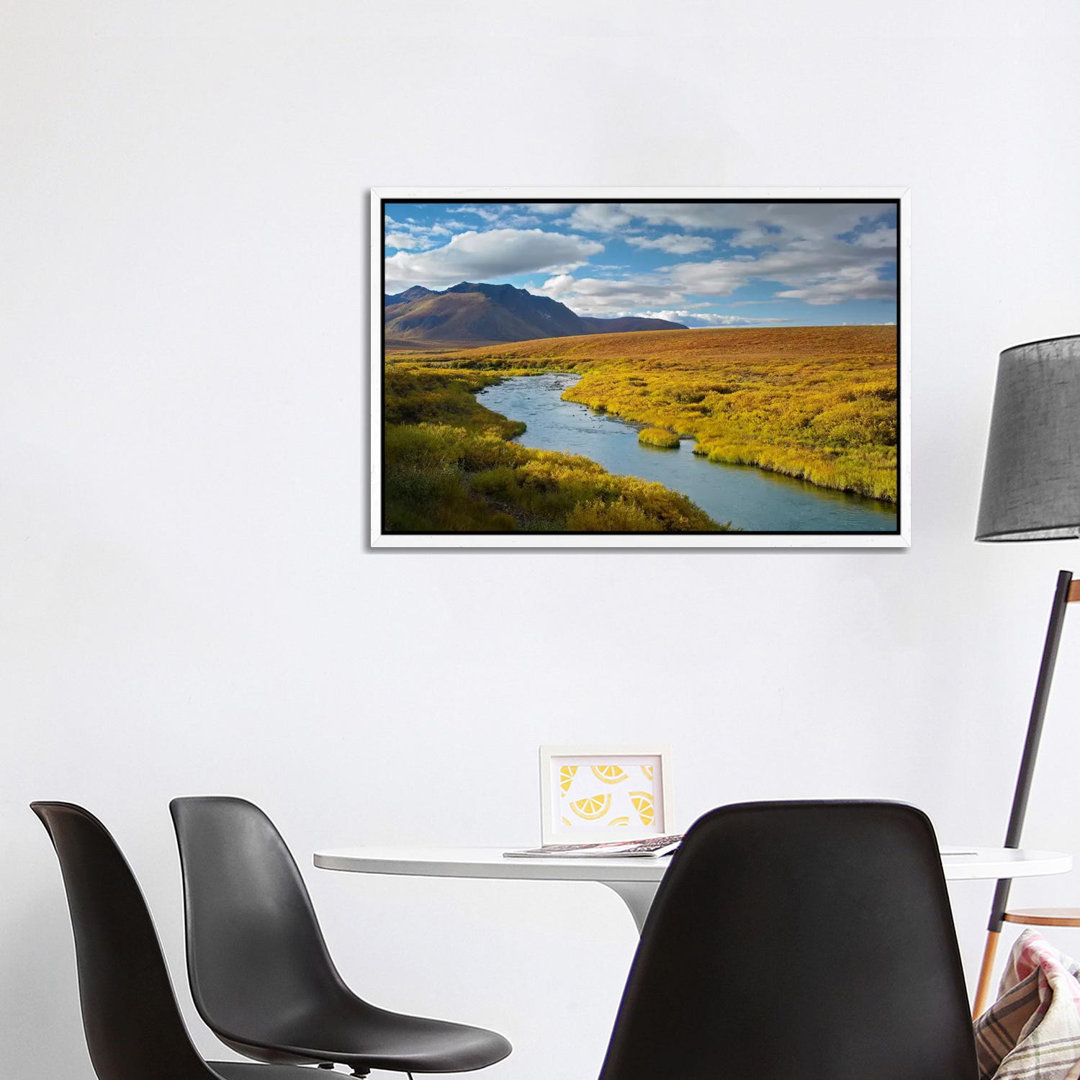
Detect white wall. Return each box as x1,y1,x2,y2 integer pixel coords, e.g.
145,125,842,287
5,2,1080,1076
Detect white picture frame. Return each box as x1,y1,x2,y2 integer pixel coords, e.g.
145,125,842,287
372,187,910,549
538,745,673,845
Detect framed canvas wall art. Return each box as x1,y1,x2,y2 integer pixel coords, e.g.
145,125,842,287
373,188,909,548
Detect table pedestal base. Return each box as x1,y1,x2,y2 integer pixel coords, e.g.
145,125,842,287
601,881,659,934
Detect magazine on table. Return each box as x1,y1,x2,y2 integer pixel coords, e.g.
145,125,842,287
504,834,683,859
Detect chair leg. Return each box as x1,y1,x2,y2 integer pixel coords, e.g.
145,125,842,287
972,928,1001,1019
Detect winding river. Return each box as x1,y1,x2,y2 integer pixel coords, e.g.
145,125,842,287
476,373,898,533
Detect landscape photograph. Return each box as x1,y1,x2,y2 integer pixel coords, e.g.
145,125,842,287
374,191,905,546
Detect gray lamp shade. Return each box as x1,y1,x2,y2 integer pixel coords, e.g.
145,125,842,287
976,334,1080,541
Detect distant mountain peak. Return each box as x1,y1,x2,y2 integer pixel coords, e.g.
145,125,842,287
447,281,525,298
385,284,434,306
384,281,686,347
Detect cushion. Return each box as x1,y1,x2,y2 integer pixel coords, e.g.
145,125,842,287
974,928,1080,1079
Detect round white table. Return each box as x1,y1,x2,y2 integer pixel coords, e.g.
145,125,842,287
314,845,1073,933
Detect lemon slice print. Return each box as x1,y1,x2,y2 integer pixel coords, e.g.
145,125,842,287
559,765,578,794
630,791,654,827
570,793,612,821
641,764,654,781
591,764,628,784
609,816,630,827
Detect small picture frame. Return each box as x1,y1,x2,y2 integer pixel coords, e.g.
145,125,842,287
539,745,672,845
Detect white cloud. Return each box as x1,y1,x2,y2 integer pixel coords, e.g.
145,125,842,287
439,205,541,229
667,236,897,304
449,205,503,222
854,225,897,249
640,310,790,327
774,265,896,304
384,218,450,252
626,233,715,255
532,274,688,316
663,258,752,297
538,273,576,297
550,203,897,261
728,224,783,249
385,229,604,291
626,202,895,241
567,204,635,232
386,232,425,251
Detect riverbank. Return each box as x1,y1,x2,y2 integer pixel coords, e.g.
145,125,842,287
478,374,896,533
382,364,723,533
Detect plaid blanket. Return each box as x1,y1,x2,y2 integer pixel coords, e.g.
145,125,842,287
975,929,1080,1079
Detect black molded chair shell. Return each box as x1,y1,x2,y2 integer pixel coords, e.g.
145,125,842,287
31,801,316,1080
170,795,511,1074
598,800,979,1080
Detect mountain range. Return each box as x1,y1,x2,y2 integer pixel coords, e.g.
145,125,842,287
384,281,687,347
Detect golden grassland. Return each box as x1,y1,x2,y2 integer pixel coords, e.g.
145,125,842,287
382,365,722,533
389,324,898,503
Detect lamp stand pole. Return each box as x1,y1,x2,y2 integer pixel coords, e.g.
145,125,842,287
972,569,1077,1018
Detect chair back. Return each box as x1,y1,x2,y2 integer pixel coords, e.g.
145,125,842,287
169,796,350,1046
598,800,978,1080
31,802,216,1080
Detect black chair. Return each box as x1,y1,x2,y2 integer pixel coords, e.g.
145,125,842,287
31,801,316,1080
169,796,511,1078
597,800,979,1080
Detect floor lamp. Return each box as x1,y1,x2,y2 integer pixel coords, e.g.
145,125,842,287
972,333,1080,1018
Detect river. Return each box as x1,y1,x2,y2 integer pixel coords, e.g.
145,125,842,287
476,373,898,533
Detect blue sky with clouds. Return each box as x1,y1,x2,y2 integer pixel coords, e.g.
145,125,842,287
383,200,898,328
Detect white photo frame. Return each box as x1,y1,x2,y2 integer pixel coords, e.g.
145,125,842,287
373,187,910,549
539,745,673,845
